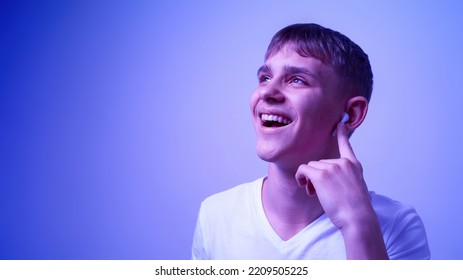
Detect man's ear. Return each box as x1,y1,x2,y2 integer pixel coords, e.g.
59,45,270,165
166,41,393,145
345,96,368,132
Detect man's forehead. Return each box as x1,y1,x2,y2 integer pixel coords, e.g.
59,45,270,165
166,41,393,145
265,42,297,59
258,51,328,76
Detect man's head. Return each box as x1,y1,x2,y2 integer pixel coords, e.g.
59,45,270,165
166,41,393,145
250,23,372,167
265,23,373,102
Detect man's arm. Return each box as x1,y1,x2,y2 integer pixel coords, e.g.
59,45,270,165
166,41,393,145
296,121,389,259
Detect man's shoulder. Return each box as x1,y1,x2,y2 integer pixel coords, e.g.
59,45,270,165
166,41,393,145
370,192,415,215
370,192,430,259
370,191,423,234
201,177,263,210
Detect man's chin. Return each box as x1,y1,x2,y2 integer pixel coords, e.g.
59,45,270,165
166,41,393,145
256,149,278,163
256,146,316,170
255,146,290,164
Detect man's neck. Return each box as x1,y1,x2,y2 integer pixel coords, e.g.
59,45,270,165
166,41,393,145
262,163,324,241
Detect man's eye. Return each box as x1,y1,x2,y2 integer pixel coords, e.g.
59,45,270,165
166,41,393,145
258,75,271,83
290,77,305,84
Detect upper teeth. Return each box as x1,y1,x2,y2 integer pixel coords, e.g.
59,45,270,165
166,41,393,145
261,114,291,125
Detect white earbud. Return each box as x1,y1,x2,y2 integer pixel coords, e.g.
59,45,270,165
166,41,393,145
332,112,350,136
340,112,350,124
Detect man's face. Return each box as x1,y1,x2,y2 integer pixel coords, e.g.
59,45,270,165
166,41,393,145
250,46,346,169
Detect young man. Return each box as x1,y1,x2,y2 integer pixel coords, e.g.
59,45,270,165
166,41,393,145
192,23,430,259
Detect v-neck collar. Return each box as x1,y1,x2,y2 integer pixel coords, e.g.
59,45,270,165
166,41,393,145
253,177,328,248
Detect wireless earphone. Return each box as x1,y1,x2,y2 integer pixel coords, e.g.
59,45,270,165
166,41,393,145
340,112,350,124
332,112,350,136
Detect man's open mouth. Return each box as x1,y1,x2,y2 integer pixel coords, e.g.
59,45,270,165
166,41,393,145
260,114,292,127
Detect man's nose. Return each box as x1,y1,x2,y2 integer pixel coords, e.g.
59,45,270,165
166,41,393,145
259,82,284,103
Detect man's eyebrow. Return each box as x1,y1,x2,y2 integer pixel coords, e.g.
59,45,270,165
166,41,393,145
256,65,318,79
283,65,317,78
257,65,271,76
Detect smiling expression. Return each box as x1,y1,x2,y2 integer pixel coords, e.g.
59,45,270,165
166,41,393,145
250,45,347,169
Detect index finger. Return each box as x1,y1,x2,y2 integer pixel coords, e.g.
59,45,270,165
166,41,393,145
336,122,356,160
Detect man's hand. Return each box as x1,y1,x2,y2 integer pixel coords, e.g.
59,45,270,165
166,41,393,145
295,121,388,259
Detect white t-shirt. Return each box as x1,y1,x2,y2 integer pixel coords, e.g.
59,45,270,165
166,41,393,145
192,177,430,260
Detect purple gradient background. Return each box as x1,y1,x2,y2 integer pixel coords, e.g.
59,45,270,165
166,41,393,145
1,1,462,259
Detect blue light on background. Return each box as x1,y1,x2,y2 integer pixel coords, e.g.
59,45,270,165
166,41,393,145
1,0,462,259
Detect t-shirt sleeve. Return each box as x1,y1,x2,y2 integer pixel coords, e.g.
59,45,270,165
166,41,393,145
191,203,208,260
385,206,431,260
